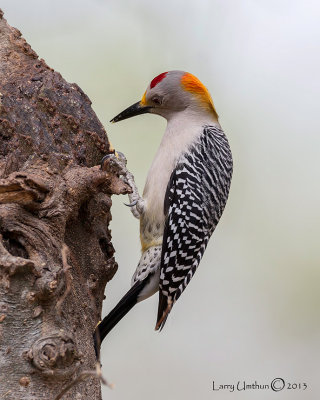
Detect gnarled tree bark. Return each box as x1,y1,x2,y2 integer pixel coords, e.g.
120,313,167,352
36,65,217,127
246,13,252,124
0,10,127,400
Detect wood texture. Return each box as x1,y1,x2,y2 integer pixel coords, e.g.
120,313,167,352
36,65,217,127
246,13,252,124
0,9,127,399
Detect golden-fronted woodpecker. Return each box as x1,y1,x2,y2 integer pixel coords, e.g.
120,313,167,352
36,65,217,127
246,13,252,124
94,70,233,353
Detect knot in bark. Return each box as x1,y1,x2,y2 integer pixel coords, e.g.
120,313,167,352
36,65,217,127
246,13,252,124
29,332,78,377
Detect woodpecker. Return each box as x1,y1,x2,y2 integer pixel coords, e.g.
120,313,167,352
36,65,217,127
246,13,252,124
94,70,233,353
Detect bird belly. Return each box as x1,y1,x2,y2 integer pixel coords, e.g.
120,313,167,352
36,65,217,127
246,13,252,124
140,116,207,252
137,270,160,302
140,149,173,252
131,245,162,302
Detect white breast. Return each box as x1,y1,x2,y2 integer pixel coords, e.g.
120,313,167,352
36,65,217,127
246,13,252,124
142,110,218,227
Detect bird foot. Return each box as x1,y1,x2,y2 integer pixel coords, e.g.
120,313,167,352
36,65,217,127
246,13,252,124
100,151,145,218
126,197,145,217
124,199,138,207
100,151,127,173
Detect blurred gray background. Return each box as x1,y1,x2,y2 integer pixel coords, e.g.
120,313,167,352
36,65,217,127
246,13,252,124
2,1,319,399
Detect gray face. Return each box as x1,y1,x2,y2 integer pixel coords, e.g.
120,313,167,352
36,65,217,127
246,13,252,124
111,70,216,124
144,70,192,117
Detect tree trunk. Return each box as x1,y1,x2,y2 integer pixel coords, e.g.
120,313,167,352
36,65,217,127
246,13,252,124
0,10,127,399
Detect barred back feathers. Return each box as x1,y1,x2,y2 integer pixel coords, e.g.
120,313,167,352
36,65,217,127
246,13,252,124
157,125,233,328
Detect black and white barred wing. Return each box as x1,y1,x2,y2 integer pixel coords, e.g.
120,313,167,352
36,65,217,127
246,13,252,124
156,126,233,330
155,157,209,329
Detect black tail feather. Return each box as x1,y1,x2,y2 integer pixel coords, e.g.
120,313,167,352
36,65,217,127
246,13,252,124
94,279,148,357
155,291,172,331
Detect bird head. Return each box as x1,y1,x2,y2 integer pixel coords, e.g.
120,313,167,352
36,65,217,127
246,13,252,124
111,70,218,123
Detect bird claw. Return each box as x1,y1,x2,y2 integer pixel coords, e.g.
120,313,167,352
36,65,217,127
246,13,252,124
100,151,127,172
100,151,144,218
124,199,138,207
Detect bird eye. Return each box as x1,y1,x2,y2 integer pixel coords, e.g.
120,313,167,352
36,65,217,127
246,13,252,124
152,96,162,105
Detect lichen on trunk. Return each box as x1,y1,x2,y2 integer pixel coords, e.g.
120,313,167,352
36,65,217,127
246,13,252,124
0,9,127,400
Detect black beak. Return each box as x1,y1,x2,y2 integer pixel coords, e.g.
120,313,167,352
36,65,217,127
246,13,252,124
110,101,152,123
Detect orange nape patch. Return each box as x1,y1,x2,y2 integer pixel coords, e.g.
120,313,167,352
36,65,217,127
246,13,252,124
181,73,218,118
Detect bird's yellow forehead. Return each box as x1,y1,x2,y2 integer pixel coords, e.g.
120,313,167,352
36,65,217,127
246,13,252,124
181,73,218,117
141,90,147,106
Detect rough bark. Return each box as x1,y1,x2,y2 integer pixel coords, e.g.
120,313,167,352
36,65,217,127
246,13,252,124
0,10,128,399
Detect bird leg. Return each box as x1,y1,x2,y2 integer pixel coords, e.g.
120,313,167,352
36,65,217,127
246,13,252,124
101,152,145,219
